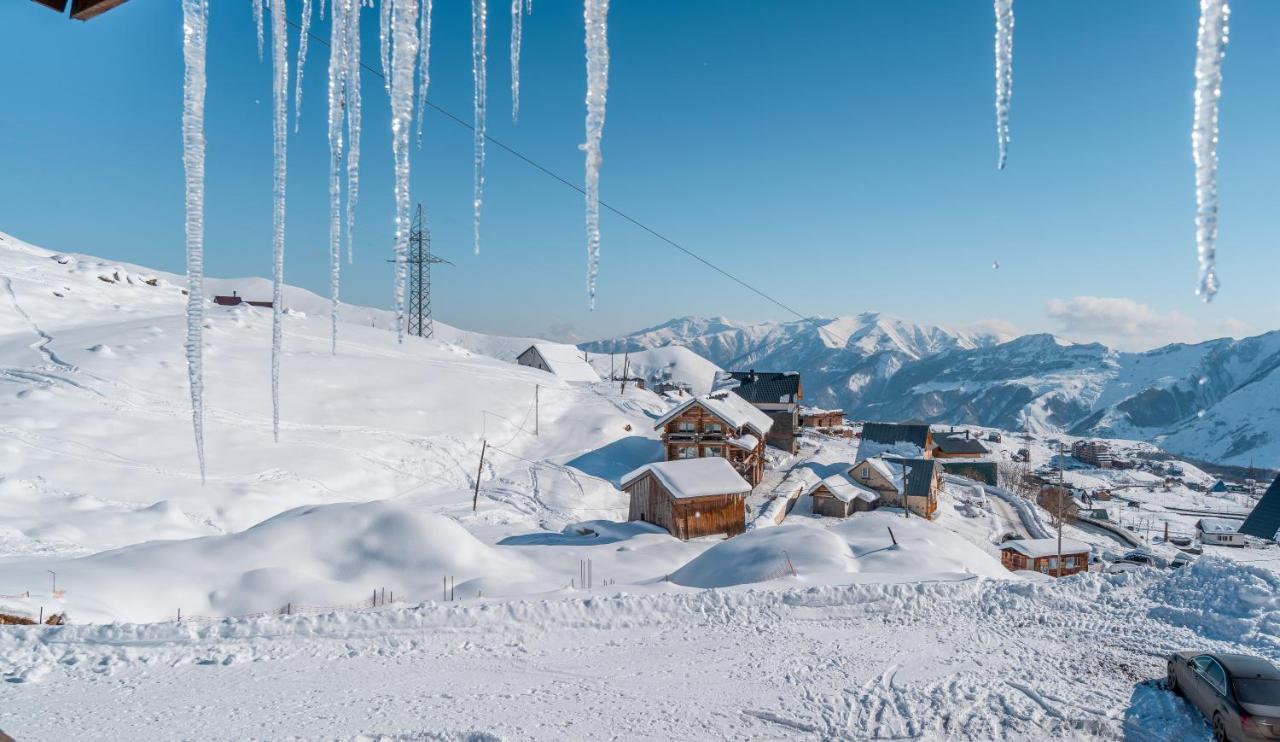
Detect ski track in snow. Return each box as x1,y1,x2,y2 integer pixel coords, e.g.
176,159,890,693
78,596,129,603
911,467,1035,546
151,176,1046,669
0,570,1236,740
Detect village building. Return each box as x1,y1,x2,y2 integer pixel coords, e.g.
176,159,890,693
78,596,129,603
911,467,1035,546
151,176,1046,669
1209,479,1229,494
651,380,693,397
213,291,273,308
1070,440,1113,469
1240,474,1280,541
999,538,1091,576
718,371,802,454
653,390,773,486
800,406,844,430
806,473,880,518
515,343,601,383
931,430,990,458
941,460,999,487
1196,518,1246,547
621,458,751,540
844,456,941,519
857,422,934,460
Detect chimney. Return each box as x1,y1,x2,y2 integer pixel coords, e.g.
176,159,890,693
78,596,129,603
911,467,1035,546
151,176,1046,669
965,430,970,439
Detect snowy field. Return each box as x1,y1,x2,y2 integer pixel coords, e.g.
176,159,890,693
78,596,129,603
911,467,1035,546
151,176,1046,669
2,232,1279,740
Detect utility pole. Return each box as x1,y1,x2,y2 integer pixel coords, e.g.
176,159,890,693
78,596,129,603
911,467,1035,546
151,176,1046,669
472,440,487,511
619,353,630,395
535,385,539,436
389,204,452,339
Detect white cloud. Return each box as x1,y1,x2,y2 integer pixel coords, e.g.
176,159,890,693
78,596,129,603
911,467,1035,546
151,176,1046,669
962,318,1021,341
1045,296,1198,350
1218,317,1251,338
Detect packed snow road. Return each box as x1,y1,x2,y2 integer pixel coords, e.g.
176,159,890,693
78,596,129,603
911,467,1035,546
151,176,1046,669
3,559,1274,741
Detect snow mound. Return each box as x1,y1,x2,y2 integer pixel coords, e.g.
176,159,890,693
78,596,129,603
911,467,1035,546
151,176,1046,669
670,526,852,588
1145,557,1280,650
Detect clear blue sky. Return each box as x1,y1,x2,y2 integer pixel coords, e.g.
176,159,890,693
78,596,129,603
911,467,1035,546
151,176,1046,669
2,1,1278,348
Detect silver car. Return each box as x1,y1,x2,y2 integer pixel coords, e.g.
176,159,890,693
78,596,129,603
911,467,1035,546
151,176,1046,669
1167,651,1280,741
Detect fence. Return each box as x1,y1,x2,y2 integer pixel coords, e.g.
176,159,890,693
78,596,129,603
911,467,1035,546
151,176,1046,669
174,587,400,624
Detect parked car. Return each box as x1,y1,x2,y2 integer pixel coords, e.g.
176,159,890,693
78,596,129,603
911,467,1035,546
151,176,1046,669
1121,549,1168,568
1171,552,1197,569
1167,651,1280,741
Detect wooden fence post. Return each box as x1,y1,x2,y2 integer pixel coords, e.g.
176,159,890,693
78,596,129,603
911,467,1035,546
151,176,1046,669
473,440,488,512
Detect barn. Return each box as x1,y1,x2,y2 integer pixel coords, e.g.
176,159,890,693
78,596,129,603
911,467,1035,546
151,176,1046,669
621,458,752,541
806,473,880,518
515,343,601,382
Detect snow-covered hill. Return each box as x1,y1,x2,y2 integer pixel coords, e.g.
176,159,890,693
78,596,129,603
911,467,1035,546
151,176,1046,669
587,315,1280,467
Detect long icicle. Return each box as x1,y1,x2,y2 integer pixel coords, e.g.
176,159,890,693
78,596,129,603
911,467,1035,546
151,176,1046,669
510,0,523,122
253,0,265,60
294,0,313,132
390,0,421,342
380,0,393,95
182,0,209,482
582,0,610,309
415,0,433,147
993,0,1014,171
345,0,363,266
1193,0,1230,301
328,0,349,353
270,0,290,441
472,0,488,254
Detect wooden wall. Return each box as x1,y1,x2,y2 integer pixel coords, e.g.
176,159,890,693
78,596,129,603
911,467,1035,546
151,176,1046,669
625,472,745,540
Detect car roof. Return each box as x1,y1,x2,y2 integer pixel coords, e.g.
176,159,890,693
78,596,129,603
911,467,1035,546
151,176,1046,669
1204,654,1280,678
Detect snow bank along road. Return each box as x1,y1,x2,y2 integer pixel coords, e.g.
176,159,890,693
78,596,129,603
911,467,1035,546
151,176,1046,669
3,559,1275,740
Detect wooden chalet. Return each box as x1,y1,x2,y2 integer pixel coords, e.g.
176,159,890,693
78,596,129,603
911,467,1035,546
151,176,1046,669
720,371,802,454
515,343,601,382
857,422,934,460
899,458,942,519
622,458,751,540
800,407,844,430
931,430,990,459
999,538,1091,577
806,473,880,518
654,390,773,486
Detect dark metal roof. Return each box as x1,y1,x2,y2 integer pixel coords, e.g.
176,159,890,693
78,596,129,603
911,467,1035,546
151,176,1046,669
900,458,940,497
727,371,801,404
941,460,999,486
1240,474,1280,541
934,434,990,455
861,422,931,449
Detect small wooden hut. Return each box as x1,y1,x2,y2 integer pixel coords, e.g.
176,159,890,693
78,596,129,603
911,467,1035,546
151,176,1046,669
621,458,752,540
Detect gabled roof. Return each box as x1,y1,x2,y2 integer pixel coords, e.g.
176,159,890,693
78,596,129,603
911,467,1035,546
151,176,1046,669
861,422,931,449
1240,474,1280,540
1209,479,1229,493
518,343,601,382
620,458,752,499
804,473,880,504
724,371,802,404
900,458,941,497
1001,538,1092,558
933,433,990,455
1197,518,1239,535
654,390,775,437
849,457,903,493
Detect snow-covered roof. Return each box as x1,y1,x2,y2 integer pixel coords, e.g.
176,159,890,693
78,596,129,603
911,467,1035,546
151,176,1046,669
1001,538,1091,558
804,473,879,504
519,343,601,382
849,456,903,493
727,433,760,452
1196,518,1238,535
800,405,843,416
654,390,775,437
620,458,752,499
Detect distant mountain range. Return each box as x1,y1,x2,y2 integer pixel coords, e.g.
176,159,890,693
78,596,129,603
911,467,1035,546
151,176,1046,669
581,313,1280,468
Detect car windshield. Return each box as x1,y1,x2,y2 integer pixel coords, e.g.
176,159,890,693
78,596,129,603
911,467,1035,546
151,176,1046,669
1235,678,1280,705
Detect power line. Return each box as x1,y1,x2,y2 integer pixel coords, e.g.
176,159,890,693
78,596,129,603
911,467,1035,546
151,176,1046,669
285,16,808,321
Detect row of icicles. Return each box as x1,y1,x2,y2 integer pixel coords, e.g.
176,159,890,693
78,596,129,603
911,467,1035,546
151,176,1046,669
178,0,1228,479
992,0,1228,302
179,0,609,480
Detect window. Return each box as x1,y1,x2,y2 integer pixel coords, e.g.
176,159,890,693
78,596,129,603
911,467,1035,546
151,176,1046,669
705,423,722,434
677,421,695,433
677,446,698,459
1235,678,1280,706
704,446,722,457
1205,660,1227,694
1064,557,1077,568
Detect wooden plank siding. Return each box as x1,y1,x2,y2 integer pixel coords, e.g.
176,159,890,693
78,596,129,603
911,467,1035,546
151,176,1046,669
1000,549,1089,576
625,472,746,540
660,404,766,486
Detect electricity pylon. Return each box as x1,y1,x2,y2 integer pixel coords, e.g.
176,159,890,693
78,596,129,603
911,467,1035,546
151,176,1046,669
392,204,452,338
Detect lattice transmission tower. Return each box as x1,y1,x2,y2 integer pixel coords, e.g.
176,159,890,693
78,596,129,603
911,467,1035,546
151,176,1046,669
394,204,452,338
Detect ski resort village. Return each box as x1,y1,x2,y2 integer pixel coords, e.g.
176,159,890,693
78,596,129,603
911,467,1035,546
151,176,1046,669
6,0,1280,740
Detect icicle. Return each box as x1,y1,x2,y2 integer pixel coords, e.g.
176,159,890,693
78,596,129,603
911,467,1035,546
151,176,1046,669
328,0,349,353
294,0,313,132
390,0,421,342
472,0,487,254
510,0,523,122
993,0,1014,171
582,0,609,309
345,0,363,266
253,0,265,61
320,0,327,20
380,0,393,95
270,0,289,440
1193,0,1229,301
181,0,209,482
415,0,433,147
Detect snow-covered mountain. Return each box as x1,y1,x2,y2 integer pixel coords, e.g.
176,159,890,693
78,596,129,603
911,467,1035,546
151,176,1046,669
585,316,1280,467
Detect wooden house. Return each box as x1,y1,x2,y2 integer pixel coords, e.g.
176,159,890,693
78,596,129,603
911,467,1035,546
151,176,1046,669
847,457,903,501
654,390,773,486
621,458,751,540
214,292,273,309
1000,538,1091,576
515,343,601,382
800,407,844,430
1196,518,1245,547
899,458,942,519
720,371,802,454
806,473,880,518
931,430,990,459
857,422,934,460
